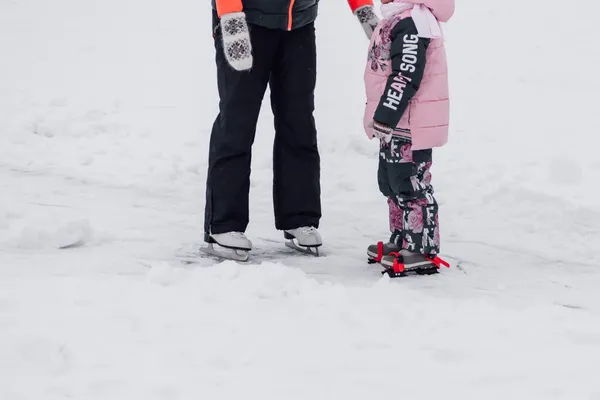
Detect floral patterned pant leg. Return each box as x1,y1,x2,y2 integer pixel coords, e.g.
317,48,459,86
377,138,440,255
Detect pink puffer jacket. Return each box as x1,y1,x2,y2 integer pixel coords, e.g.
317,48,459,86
363,0,454,150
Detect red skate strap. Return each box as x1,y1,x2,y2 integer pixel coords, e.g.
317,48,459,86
426,256,450,269
373,241,384,262
392,258,405,273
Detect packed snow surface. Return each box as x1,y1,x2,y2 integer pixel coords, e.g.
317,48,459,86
1,0,599,398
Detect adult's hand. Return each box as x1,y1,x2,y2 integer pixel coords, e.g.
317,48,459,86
216,0,252,71
220,12,253,71
349,0,380,40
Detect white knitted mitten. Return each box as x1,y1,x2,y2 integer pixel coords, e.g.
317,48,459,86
220,12,253,71
354,5,380,40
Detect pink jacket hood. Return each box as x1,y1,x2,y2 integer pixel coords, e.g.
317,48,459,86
394,0,455,22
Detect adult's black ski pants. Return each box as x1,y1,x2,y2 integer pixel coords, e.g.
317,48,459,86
204,12,321,235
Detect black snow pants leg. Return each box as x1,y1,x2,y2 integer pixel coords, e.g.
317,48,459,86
204,13,321,236
270,23,321,231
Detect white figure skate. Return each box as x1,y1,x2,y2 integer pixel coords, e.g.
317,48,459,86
202,231,252,262
284,226,322,256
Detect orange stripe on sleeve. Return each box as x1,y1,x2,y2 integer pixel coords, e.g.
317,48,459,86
348,0,373,13
216,0,243,17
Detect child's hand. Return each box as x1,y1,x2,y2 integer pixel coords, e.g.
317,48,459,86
373,121,393,143
220,12,253,71
354,5,380,40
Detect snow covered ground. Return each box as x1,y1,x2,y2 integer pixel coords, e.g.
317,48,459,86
1,0,600,398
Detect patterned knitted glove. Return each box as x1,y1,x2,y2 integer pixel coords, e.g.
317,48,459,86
220,12,253,71
354,5,380,40
373,121,393,143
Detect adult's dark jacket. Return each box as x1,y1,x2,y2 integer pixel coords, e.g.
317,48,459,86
211,0,320,31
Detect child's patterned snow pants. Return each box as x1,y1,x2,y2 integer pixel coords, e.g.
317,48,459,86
377,137,440,255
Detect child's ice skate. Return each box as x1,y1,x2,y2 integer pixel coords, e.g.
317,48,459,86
284,226,322,256
380,250,450,278
202,231,252,262
367,230,402,263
